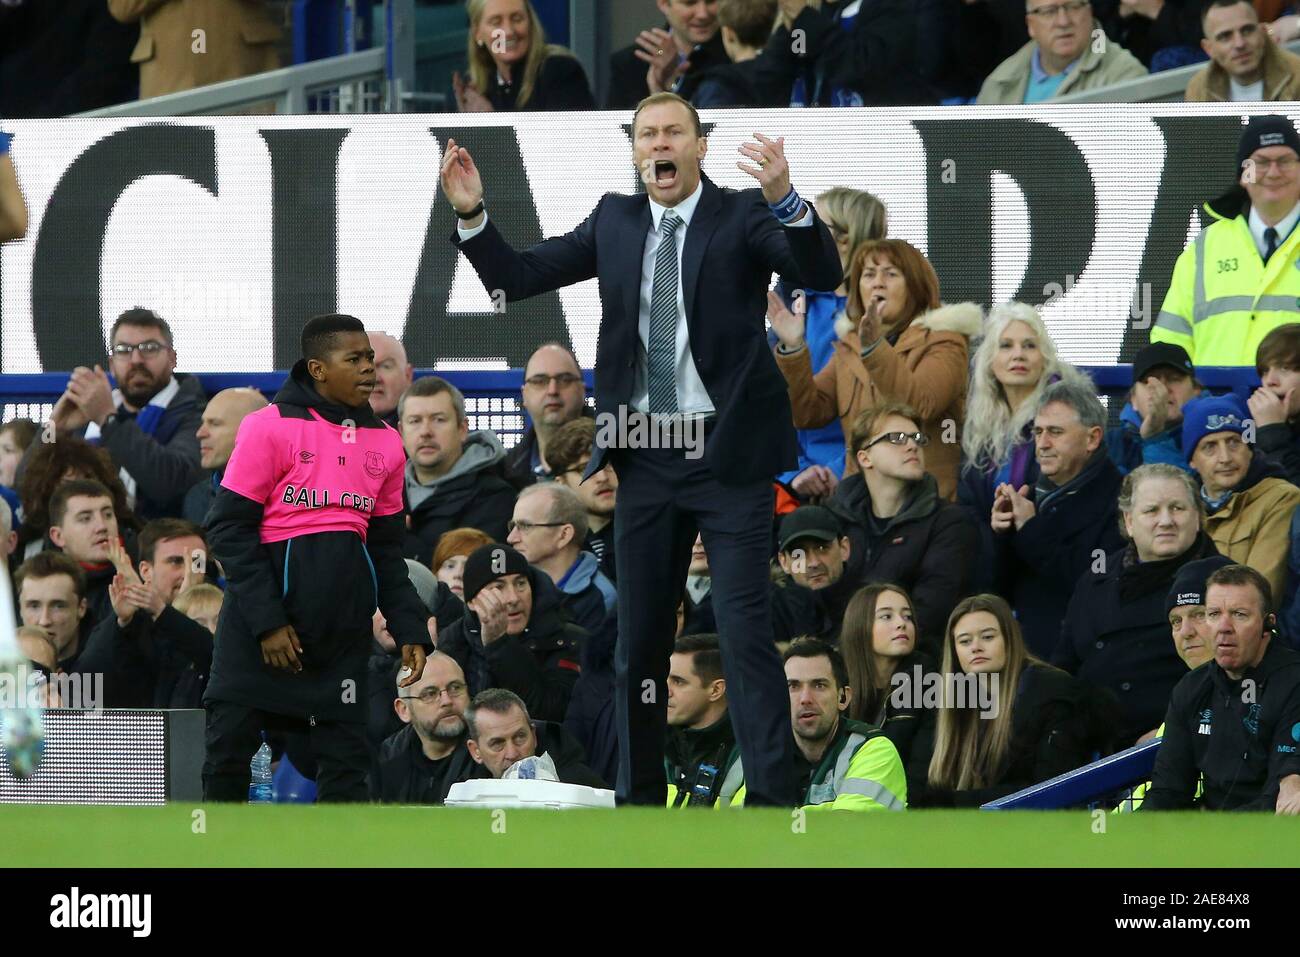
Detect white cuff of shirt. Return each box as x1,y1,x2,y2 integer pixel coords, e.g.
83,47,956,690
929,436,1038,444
457,213,489,241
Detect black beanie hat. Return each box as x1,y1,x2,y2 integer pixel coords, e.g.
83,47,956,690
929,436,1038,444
1165,555,1235,617
461,543,530,603
1237,115,1300,180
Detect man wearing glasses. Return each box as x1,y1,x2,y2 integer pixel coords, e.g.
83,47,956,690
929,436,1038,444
1153,115,1300,365
831,401,977,655
374,651,478,804
503,343,592,491
977,0,1145,103
42,308,206,520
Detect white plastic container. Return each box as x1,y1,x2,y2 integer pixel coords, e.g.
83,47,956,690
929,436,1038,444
444,779,616,809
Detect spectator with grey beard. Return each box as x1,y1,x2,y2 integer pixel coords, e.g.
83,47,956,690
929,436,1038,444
367,559,464,753
374,652,477,804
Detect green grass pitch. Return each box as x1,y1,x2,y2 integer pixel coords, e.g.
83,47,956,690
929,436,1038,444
2,805,1297,867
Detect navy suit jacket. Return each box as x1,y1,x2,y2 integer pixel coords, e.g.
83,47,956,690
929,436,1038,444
451,175,843,486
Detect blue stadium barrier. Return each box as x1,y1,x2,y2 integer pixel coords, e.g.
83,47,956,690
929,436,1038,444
981,739,1161,810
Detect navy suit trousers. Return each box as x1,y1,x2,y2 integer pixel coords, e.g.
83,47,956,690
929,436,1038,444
610,442,795,806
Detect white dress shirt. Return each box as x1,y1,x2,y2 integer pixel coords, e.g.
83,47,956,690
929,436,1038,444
632,181,713,415
1248,200,1300,261
458,182,815,417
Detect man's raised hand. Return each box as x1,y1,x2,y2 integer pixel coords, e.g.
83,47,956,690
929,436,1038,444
441,139,484,220
738,133,793,205
109,574,137,628
471,588,509,645
634,27,685,93
107,538,141,586
49,392,89,433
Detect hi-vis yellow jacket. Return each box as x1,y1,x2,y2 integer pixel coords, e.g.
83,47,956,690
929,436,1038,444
1113,722,1204,812
1152,194,1300,366
731,720,907,811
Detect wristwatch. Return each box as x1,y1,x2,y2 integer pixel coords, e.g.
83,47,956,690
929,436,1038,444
455,201,485,220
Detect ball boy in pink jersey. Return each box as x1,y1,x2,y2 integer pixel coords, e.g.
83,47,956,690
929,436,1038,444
202,315,432,801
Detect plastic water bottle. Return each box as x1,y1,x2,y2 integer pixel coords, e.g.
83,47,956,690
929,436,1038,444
248,734,273,804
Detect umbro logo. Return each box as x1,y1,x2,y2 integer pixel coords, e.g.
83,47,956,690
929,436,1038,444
299,451,315,463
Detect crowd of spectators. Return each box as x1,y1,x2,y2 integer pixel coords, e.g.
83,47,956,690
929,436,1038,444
5,69,1300,814
3,0,1300,115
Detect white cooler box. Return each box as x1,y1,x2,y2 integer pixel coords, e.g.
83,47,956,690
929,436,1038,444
445,779,616,809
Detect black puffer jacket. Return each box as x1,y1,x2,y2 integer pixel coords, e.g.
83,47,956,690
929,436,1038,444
1145,640,1300,811
373,724,477,805
829,472,979,655
204,361,431,724
1054,532,1222,745
911,663,1097,807
436,567,585,722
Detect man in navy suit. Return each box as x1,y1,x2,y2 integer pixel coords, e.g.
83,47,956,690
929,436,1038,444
441,92,841,806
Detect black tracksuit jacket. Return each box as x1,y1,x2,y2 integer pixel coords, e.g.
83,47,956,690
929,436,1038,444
1145,641,1300,810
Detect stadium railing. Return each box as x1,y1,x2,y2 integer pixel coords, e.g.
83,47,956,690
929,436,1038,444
981,739,1161,810
0,366,1264,450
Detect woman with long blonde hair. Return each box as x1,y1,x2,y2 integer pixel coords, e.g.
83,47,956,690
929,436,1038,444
959,303,1092,512
454,0,594,112
916,593,1093,807
957,302,1092,590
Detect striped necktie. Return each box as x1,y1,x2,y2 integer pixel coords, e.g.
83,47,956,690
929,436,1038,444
647,210,683,415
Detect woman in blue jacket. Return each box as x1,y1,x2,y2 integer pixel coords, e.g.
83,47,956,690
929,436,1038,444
772,187,886,502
